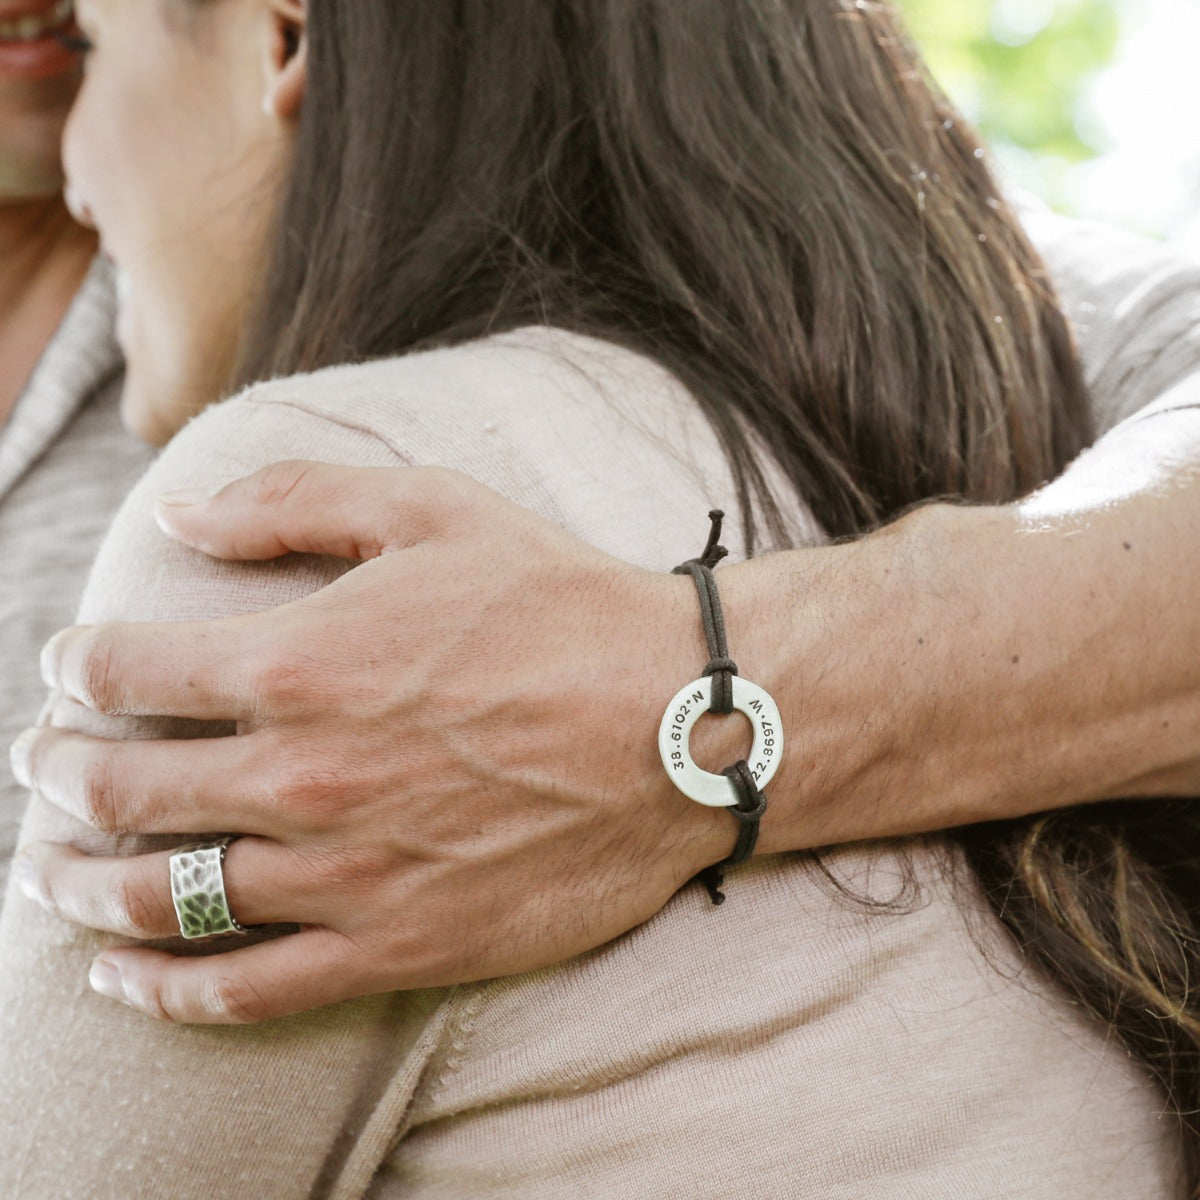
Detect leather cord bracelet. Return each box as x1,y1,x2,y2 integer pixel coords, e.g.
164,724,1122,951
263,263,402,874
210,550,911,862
659,511,783,904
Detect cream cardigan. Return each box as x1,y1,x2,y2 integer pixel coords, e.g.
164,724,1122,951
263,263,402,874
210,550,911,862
0,259,153,894
2,214,1198,1198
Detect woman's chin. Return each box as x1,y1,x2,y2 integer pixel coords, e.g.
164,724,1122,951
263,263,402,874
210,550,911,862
116,321,219,445
118,372,195,447
115,288,231,445
119,389,174,447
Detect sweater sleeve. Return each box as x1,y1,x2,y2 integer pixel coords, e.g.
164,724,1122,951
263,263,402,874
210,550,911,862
1025,208,1200,434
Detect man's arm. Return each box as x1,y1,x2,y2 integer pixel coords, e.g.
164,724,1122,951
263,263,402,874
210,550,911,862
12,385,1200,1022
741,389,1200,853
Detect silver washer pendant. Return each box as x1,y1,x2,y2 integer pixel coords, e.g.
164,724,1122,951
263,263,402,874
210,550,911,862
658,675,783,807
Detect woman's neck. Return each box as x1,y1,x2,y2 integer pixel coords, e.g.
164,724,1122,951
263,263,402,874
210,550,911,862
0,196,97,427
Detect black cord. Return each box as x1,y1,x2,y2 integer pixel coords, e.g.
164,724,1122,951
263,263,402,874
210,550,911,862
673,511,768,905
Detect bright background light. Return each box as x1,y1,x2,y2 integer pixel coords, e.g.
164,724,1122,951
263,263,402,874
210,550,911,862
900,0,1200,250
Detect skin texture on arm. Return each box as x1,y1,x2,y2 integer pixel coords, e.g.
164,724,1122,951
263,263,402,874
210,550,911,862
13,384,1200,1023
744,390,1200,847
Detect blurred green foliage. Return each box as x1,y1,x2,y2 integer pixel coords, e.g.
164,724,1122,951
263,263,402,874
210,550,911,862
896,0,1121,168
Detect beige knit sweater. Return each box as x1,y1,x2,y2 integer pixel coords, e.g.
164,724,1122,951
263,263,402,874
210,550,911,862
2,214,1198,1198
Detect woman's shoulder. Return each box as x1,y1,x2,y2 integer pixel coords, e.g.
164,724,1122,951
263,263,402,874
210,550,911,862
175,326,809,564
227,326,704,461
127,326,808,577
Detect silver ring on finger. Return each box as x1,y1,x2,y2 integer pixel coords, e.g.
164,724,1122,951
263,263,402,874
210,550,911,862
169,836,248,940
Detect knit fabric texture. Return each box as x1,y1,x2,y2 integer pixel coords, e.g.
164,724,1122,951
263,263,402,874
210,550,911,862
0,258,153,893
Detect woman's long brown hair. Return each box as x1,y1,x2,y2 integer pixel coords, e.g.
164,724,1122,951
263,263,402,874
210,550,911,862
237,0,1199,1183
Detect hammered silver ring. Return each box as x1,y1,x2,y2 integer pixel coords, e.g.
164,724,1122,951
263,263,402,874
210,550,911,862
169,837,248,939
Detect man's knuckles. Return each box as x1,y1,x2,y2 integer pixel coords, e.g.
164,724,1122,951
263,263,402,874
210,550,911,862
56,625,130,714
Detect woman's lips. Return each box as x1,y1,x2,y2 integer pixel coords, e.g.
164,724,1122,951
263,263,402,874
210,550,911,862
0,0,80,81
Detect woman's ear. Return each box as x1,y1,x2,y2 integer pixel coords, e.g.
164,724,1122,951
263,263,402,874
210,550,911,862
262,0,307,122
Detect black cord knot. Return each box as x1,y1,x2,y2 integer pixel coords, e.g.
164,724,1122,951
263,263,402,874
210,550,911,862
703,656,737,714
694,766,767,905
697,510,729,571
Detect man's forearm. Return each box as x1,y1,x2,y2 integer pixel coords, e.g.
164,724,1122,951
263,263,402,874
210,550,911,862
733,397,1200,852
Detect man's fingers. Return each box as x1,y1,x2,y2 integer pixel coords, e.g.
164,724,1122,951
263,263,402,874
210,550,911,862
10,727,294,838
40,618,264,720
154,461,488,562
88,928,376,1024
14,838,325,940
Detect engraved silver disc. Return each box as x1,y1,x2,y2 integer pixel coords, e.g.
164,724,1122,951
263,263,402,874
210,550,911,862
657,675,783,807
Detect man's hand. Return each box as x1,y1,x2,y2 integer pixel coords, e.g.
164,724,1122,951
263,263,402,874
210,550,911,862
11,463,733,1023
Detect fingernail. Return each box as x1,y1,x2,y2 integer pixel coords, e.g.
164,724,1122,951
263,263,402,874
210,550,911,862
11,846,48,909
9,727,36,789
40,628,69,688
157,487,216,508
89,957,127,1004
